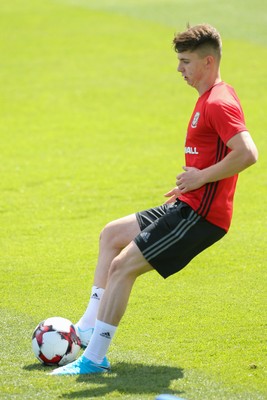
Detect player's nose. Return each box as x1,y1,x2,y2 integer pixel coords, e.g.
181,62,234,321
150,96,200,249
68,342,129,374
177,62,183,72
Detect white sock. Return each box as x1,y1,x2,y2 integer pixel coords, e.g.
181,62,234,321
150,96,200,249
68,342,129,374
83,319,117,364
76,286,105,331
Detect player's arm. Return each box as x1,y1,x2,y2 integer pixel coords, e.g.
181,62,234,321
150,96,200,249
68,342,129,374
175,131,258,194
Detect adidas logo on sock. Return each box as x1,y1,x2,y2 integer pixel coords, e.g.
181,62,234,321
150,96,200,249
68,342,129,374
91,293,99,300
100,331,111,339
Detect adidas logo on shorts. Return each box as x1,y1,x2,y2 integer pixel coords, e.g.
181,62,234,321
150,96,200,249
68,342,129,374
140,231,151,242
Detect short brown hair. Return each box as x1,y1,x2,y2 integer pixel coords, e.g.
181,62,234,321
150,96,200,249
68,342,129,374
173,24,222,60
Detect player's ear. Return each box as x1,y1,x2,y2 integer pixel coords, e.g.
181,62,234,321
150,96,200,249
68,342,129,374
205,55,214,68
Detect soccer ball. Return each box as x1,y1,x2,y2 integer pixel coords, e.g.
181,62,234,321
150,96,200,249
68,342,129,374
32,316,81,366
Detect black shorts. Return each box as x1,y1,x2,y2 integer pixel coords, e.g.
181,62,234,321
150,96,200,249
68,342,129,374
134,200,226,279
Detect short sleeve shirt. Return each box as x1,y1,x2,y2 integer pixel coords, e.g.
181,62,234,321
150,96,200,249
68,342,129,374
179,82,247,231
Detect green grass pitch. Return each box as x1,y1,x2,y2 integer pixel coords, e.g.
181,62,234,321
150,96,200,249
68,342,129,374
0,0,266,399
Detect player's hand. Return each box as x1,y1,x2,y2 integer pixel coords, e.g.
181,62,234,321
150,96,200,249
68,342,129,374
176,166,204,193
164,187,182,204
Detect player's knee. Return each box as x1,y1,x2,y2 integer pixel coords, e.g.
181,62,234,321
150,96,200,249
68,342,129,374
108,255,139,283
99,221,120,248
108,256,123,278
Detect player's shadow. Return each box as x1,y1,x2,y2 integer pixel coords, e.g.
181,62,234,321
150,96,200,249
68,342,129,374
60,362,184,398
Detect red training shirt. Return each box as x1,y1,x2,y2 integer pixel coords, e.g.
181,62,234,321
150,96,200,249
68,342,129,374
179,81,247,231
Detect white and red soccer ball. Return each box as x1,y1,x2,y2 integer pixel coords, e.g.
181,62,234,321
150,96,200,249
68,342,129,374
32,317,81,366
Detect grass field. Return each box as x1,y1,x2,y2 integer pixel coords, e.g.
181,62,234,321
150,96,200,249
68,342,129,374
0,0,266,399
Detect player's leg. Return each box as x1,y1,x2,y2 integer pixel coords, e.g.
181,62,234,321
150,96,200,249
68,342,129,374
76,204,171,344
82,241,153,361
94,213,142,289
97,240,153,325
51,240,152,375
76,214,141,343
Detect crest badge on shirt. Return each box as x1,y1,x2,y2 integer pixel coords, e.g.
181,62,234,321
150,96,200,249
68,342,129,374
191,112,200,128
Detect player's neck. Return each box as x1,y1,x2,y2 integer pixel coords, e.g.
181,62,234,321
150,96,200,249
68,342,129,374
197,71,221,97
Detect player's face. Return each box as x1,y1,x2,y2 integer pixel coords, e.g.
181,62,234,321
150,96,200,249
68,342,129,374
177,51,207,90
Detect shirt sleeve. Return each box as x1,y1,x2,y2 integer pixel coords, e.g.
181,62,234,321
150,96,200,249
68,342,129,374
206,98,247,144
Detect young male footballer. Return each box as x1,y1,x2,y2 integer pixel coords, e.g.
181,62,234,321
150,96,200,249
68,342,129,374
51,24,258,375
